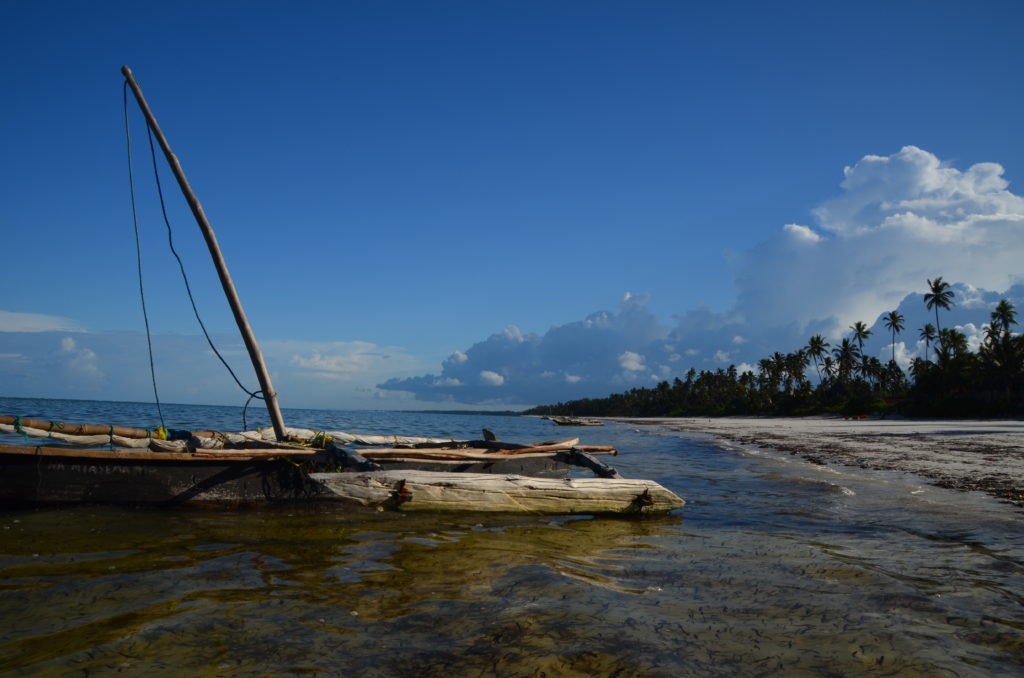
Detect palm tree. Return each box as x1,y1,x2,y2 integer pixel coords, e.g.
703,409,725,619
806,334,829,381
850,321,873,351
785,350,810,393
937,327,969,364
991,299,1017,334
919,323,937,360
924,277,955,350
822,355,835,382
860,356,884,385
831,338,861,385
758,357,778,394
771,352,788,392
909,357,928,382
882,310,905,364
850,321,873,382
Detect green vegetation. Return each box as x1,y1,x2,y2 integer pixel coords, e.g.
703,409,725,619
525,284,1023,419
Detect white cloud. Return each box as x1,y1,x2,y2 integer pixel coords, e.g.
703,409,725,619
618,351,646,372
59,336,103,383
379,146,1024,406
565,374,582,383
782,223,822,243
502,326,525,342
730,146,1024,341
0,310,82,333
480,370,505,386
891,342,916,369
286,340,414,381
956,322,984,353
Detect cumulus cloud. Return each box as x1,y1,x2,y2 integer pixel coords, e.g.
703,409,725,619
60,336,103,383
618,351,646,372
731,146,1023,339
8,147,1017,410
379,293,672,404
480,370,505,386
380,147,1024,405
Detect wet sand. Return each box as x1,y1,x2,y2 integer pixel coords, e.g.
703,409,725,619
610,416,1024,508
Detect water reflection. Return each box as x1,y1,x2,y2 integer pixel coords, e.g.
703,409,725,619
1,399,1023,676
0,506,682,675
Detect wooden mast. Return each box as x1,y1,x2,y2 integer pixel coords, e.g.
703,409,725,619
121,65,287,441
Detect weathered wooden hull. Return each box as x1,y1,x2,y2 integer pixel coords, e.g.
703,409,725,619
372,456,570,479
310,470,686,514
0,445,570,507
0,450,329,507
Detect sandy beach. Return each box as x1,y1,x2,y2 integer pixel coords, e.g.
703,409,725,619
611,416,1024,508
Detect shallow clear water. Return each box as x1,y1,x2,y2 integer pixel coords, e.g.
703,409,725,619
1,397,1022,676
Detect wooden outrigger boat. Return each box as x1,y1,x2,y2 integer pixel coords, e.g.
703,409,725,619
546,416,604,427
0,68,684,515
0,416,683,512
0,416,583,506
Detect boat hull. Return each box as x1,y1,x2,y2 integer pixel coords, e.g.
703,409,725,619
0,446,570,507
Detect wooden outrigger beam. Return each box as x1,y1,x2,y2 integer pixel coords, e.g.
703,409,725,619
121,65,286,441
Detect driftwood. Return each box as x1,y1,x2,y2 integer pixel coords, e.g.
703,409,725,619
309,470,684,514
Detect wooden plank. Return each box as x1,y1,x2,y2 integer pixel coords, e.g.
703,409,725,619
191,448,318,458
309,471,684,514
491,443,617,456
0,443,315,461
356,444,616,460
1,415,158,439
0,415,221,440
355,448,568,461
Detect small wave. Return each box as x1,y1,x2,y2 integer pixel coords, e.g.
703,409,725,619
759,473,855,496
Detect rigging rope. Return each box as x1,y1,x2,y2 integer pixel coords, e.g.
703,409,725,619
123,81,165,430
123,76,265,432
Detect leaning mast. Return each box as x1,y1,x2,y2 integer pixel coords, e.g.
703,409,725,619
121,65,287,441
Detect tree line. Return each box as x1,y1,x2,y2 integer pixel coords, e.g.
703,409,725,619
525,278,1023,418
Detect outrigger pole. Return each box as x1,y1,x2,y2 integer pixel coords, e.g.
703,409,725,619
121,65,287,441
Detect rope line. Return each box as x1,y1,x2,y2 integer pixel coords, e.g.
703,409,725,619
142,121,261,402
123,75,265,431
241,390,265,432
123,80,166,430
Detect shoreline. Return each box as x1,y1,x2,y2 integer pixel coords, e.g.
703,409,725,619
607,416,1024,509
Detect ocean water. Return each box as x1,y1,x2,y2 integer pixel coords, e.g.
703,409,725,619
1,397,1022,676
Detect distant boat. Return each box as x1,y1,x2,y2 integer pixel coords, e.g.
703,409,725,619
0,67,682,515
546,416,605,427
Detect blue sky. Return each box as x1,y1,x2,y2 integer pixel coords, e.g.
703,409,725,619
2,1,1023,410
